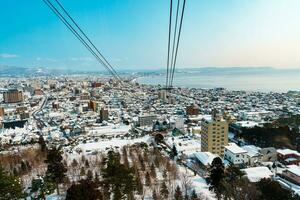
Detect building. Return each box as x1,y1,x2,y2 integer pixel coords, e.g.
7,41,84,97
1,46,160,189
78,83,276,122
34,89,43,96
193,151,219,169
100,108,109,121
281,165,300,185
186,104,199,116
242,145,263,166
259,147,277,162
175,117,184,130
91,82,102,88
138,114,157,127
277,149,300,165
201,113,228,156
0,107,4,117
158,89,167,101
89,100,98,112
224,143,248,166
3,89,23,103
52,102,59,109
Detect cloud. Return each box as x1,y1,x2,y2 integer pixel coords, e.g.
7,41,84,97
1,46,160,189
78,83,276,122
68,57,95,62
0,53,19,58
36,57,57,62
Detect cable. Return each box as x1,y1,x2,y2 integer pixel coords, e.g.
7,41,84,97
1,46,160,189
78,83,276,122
170,0,186,87
165,0,173,90
169,0,180,88
53,0,123,83
42,0,123,84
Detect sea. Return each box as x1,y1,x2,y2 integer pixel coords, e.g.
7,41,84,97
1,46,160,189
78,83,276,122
137,69,300,93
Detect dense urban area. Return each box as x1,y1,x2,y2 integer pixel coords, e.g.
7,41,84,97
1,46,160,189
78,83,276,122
0,75,300,200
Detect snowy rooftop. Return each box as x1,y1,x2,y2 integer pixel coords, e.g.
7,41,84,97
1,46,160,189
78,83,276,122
225,143,247,154
236,121,259,128
286,165,300,177
277,149,300,156
242,166,273,182
193,151,218,166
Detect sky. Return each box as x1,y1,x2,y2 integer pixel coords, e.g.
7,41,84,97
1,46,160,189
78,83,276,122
1,0,300,71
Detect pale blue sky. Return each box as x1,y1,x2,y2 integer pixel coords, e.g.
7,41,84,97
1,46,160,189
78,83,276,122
1,0,300,71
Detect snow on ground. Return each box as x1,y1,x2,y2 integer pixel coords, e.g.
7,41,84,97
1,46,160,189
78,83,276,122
242,166,273,182
178,166,216,200
76,135,151,153
87,124,130,136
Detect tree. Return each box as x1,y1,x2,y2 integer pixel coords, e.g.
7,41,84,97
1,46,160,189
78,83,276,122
66,179,102,200
45,147,67,195
190,189,199,200
209,157,224,200
102,150,137,200
86,169,93,181
38,135,47,152
152,190,159,200
180,173,192,199
160,181,169,199
0,165,24,200
30,176,55,200
171,144,178,159
150,163,157,178
257,178,299,200
145,171,151,186
174,185,183,200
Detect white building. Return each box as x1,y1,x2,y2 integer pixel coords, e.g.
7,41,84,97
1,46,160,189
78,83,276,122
138,114,157,127
175,117,184,130
224,143,248,165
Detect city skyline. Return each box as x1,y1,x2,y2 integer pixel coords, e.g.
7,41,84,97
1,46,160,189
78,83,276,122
1,0,300,71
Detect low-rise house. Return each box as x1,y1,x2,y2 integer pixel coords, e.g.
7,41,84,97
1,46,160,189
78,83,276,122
242,166,273,182
242,145,263,166
277,149,300,165
193,151,218,168
260,147,277,162
224,143,248,166
281,165,300,185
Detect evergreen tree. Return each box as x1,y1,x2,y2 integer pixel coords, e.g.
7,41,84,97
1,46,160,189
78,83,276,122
190,189,199,200
257,178,300,200
86,169,93,181
174,185,183,200
71,159,78,168
152,190,158,200
66,179,102,200
44,147,67,195
38,135,47,152
171,144,178,159
0,165,24,200
30,176,55,200
102,150,137,200
160,181,169,199
209,157,224,200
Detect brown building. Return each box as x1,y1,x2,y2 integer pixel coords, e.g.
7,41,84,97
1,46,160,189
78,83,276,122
277,149,300,165
281,165,300,185
0,107,4,117
186,104,199,116
34,89,43,95
52,102,59,109
100,108,109,121
89,100,98,112
91,82,102,88
3,89,23,103
16,106,27,114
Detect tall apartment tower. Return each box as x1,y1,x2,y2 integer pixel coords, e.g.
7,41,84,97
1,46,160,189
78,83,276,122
3,89,23,103
100,108,109,121
201,113,228,157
